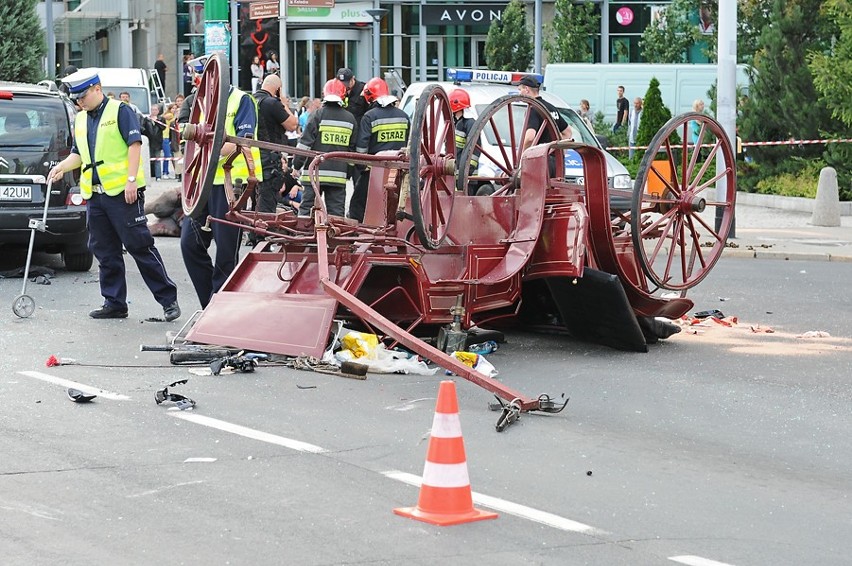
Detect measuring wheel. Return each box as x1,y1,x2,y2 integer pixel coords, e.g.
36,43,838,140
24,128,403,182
12,294,35,318
181,53,229,219
457,94,560,196
630,112,736,291
408,85,457,249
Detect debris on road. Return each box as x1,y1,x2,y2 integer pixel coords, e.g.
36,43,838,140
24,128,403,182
798,330,831,338
155,379,196,410
66,388,97,403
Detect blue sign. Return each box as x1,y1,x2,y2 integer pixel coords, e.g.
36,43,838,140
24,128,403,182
205,22,230,61
564,149,583,170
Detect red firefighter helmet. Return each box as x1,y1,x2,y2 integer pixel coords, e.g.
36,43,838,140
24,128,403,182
323,78,347,103
449,89,471,113
362,77,390,104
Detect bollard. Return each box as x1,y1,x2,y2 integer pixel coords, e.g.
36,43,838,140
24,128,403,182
811,167,841,227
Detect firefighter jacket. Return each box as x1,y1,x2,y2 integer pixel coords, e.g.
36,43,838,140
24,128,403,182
454,114,479,174
355,105,409,155
293,103,357,188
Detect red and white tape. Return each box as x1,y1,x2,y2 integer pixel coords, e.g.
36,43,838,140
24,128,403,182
608,137,852,151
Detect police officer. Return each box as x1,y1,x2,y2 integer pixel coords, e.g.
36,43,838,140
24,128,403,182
48,70,180,321
448,88,480,195
179,56,263,309
518,75,571,178
348,77,409,223
252,74,298,222
292,79,357,218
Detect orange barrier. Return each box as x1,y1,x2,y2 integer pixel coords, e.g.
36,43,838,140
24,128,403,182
393,380,498,526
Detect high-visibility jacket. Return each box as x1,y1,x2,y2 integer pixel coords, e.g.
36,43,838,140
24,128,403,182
213,89,263,185
75,98,146,199
293,103,357,188
355,105,409,155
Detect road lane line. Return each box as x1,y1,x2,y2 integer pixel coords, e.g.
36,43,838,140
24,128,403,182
18,371,131,400
670,556,736,566
381,470,607,535
169,413,327,453
127,480,205,498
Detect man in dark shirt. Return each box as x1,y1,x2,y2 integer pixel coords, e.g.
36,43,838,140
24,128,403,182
613,85,628,132
518,75,571,178
253,74,298,216
154,54,168,93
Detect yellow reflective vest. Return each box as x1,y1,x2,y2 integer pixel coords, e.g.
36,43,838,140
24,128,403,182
74,98,146,199
213,89,263,185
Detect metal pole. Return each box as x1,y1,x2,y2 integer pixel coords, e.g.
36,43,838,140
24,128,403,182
716,0,736,236
601,0,609,63
279,0,289,95
419,0,427,82
534,0,542,73
373,10,380,77
230,0,239,88
46,0,55,78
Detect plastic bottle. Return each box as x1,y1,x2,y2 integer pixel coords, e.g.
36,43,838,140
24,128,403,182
467,340,498,355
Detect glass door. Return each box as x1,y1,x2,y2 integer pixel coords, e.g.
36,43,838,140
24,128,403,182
412,38,443,82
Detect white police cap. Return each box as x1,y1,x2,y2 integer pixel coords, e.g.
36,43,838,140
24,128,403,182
188,55,210,74
63,69,100,99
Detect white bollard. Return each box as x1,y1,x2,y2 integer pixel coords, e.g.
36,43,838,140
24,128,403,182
811,167,841,227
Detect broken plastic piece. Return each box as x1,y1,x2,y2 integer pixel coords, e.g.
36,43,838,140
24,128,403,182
155,379,196,410
693,309,724,319
67,388,97,403
46,355,78,367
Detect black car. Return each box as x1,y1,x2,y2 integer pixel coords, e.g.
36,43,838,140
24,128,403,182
0,82,92,271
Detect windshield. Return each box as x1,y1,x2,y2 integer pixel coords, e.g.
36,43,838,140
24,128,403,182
473,102,599,147
0,97,70,149
102,86,151,114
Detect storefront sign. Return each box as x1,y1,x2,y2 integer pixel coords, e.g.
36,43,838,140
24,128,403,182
205,22,230,60
250,1,280,19
423,4,506,26
287,1,372,23
615,6,634,26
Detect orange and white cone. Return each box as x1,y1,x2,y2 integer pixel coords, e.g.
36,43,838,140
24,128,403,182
393,380,498,526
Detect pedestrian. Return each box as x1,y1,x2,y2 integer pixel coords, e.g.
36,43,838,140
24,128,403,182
182,53,194,96
143,103,166,180
47,70,180,321
691,99,707,144
518,75,571,177
250,55,264,93
292,79,357,219
154,53,168,93
348,77,409,222
613,86,628,132
179,55,263,309
448,88,480,195
628,96,643,159
252,74,298,218
265,51,280,77
578,99,595,133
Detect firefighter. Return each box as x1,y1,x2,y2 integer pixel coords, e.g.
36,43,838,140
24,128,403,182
448,88,480,195
347,77,409,223
292,78,357,218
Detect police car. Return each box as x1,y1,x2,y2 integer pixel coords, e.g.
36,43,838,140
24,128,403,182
399,69,632,192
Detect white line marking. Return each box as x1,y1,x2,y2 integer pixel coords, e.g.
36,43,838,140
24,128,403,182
127,480,205,498
381,470,606,535
19,371,130,400
669,556,736,566
169,413,327,453
183,457,217,463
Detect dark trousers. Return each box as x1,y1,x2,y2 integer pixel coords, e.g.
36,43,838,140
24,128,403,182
87,191,177,310
256,151,282,214
347,168,370,222
298,182,346,218
180,185,242,308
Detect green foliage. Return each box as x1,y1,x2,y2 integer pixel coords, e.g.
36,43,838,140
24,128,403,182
485,0,533,71
636,78,674,148
0,0,46,83
639,0,701,63
544,1,600,63
809,0,852,127
754,159,823,198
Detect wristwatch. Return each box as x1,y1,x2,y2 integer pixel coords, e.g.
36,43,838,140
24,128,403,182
127,176,136,183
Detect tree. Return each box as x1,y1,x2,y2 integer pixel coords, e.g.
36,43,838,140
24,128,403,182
809,0,852,127
639,0,702,63
544,0,600,63
485,0,533,71
636,77,675,149
0,0,46,83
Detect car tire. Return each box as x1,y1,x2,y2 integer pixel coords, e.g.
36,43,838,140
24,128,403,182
62,250,94,272
475,183,497,197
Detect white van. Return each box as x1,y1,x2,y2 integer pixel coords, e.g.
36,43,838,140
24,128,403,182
543,63,752,122
399,69,632,193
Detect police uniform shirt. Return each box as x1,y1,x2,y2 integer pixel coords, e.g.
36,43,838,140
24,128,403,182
526,96,569,144
355,105,409,155
71,96,143,186
254,89,290,146
231,88,258,138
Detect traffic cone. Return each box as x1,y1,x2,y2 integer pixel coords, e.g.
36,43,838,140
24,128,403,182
393,380,498,526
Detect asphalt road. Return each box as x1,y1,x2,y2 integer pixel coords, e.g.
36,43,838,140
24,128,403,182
1,241,850,566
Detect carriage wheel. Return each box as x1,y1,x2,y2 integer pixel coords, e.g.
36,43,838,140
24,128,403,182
408,85,456,249
631,112,736,291
457,94,560,195
181,53,229,219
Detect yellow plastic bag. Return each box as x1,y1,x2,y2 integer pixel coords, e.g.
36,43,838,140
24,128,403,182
340,331,379,359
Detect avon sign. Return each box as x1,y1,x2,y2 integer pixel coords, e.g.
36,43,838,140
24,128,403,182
422,4,506,26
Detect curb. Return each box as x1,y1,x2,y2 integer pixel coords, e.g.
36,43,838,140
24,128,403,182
737,191,852,216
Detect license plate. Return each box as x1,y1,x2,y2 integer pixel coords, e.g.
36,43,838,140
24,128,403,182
0,185,32,201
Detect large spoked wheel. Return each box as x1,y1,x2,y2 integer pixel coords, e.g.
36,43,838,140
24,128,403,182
631,112,737,291
457,95,560,195
181,53,229,219
408,85,456,249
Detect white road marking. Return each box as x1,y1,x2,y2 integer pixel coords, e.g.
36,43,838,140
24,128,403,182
183,457,217,463
170,413,327,453
127,480,205,498
381,470,606,535
18,371,130,400
670,556,736,566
